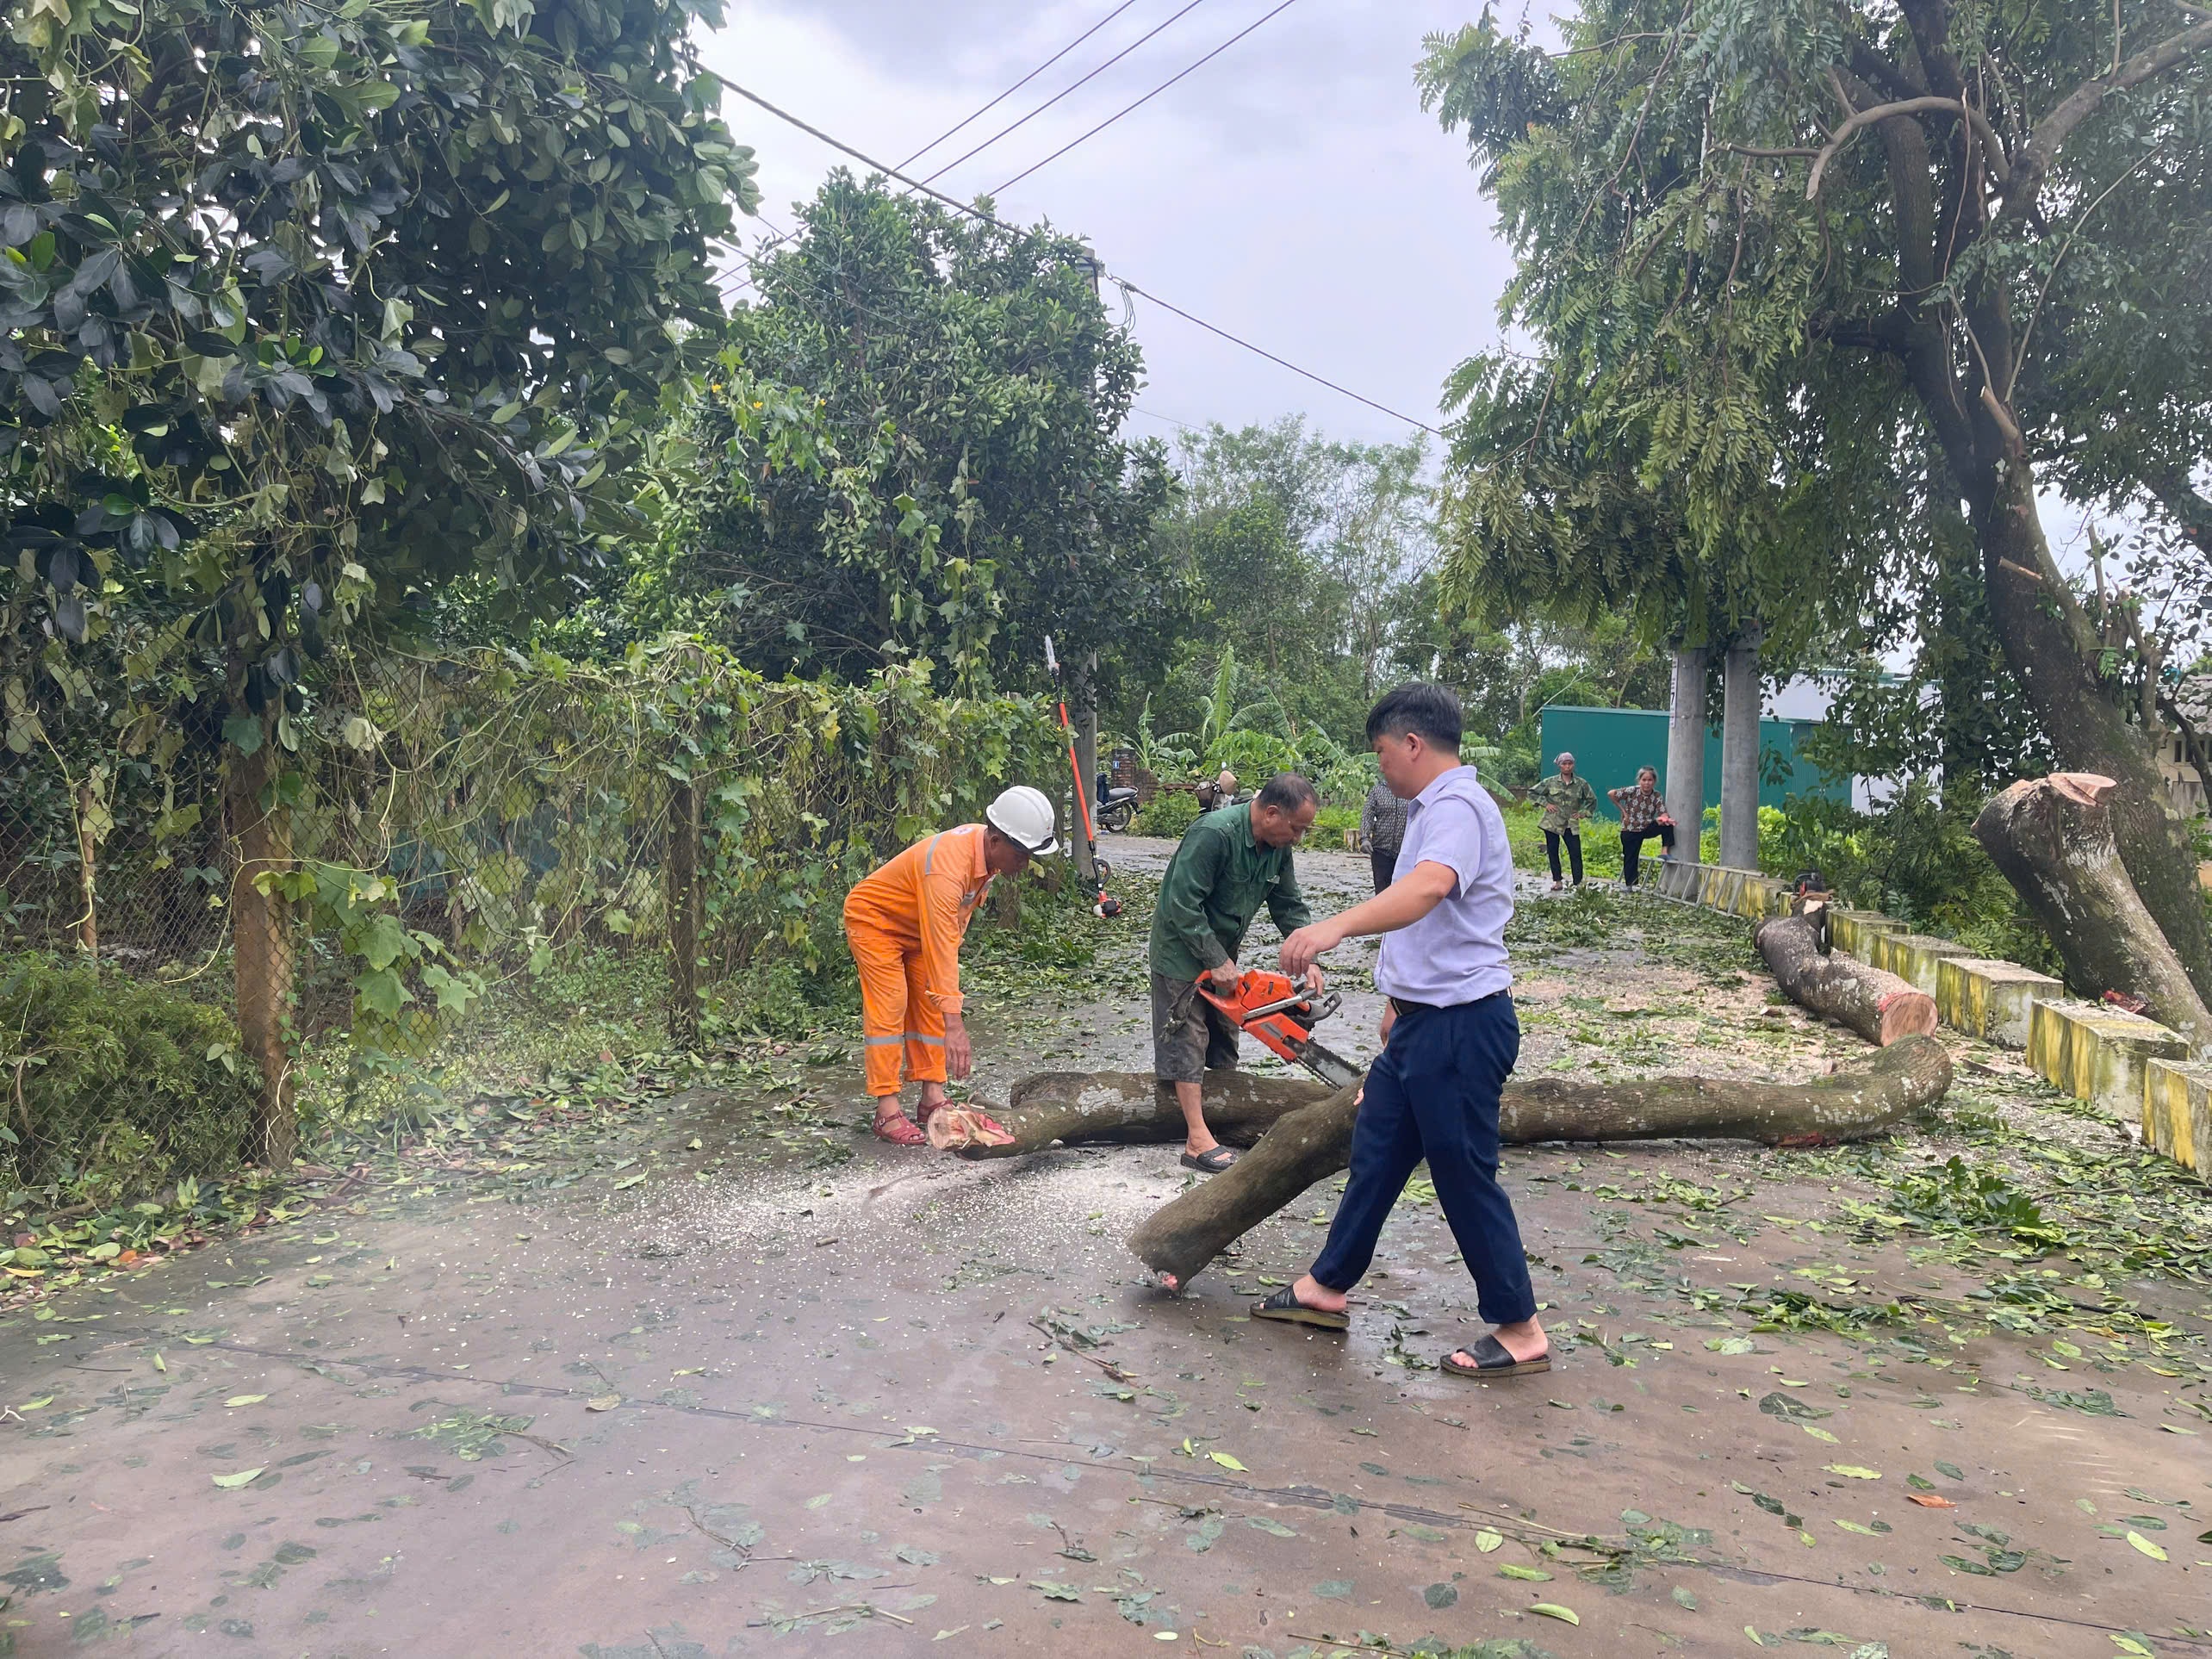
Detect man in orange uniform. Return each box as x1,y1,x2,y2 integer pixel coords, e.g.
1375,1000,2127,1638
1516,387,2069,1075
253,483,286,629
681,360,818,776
842,786,1059,1145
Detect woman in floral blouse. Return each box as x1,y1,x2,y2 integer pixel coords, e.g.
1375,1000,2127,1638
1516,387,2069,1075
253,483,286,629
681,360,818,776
1607,764,1676,890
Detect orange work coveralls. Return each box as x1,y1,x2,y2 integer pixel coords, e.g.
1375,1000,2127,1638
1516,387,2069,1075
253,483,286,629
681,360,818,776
842,823,996,1098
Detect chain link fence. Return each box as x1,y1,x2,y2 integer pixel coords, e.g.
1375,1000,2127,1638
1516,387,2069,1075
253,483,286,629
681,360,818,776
3,638,1055,1201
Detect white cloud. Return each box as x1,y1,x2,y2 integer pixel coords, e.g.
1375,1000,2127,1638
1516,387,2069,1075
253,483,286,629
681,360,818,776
696,0,1513,445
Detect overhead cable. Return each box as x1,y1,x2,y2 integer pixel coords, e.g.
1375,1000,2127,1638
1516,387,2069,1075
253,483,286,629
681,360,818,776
705,71,1443,437
916,0,1215,186
895,0,1145,171
989,0,1305,196
1111,277,1443,436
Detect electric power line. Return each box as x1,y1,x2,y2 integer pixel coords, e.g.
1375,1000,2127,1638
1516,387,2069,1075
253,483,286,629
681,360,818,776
989,0,1304,197
916,0,1215,187
1128,404,1207,435
895,0,1145,172
1113,276,1441,436
706,71,1444,438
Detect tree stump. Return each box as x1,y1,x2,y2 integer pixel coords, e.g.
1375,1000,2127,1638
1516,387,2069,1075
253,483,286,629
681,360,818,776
1973,774,2211,1051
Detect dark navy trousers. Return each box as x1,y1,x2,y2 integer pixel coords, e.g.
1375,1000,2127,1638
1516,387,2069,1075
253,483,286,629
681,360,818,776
1309,991,1536,1326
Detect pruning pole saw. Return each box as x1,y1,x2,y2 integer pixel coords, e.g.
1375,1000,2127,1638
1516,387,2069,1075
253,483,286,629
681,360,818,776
1045,635,1122,919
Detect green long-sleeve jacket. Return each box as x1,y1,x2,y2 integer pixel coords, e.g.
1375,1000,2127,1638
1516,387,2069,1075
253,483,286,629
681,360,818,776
1146,803,1314,981
1528,772,1599,835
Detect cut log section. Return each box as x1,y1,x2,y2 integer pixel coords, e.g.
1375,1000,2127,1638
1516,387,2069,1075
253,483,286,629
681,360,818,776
940,1068,1330,1159
1124,1035,1954,1291
1973,774,2212,1051
1755,910,1937,1045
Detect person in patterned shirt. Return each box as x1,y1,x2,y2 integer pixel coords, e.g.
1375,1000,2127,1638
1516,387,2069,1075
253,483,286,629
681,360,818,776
1607,764,1676,890
1527,752,1598,890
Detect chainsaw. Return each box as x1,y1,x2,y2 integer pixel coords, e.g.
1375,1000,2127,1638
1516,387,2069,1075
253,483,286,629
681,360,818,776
1197,968,1364,1090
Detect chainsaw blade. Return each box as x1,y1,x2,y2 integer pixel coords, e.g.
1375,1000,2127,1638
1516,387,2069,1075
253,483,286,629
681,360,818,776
1287,1035,1363,1092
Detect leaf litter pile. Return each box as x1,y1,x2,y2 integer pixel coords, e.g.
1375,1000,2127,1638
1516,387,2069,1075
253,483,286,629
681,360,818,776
3,848,2209,1656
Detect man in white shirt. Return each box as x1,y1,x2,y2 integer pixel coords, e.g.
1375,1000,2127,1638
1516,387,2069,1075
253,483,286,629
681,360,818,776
1257,682,1549,1378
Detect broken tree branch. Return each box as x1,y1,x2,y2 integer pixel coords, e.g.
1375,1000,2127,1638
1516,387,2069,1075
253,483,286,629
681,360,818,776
946,1068,1330,1160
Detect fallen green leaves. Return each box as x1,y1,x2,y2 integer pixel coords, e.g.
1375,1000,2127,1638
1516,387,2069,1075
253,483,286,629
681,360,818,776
405,1407,536,1461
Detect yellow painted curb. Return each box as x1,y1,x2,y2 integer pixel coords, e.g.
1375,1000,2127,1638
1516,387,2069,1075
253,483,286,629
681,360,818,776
1935,958,2063,1050
1831,910,1904,959
2143,1059,2212,1182
1867,931,1978,995
2028,1000,2188,1119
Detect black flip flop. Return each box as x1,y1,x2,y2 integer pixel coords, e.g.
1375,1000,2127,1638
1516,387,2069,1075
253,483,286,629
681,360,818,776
1441,1333,1550,1378
1252,1285,1349,1331
1179,1146,1239,1173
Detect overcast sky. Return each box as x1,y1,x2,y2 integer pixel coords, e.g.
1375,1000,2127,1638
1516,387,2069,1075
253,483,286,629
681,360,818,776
693,0,1507,454
690,0,2110,590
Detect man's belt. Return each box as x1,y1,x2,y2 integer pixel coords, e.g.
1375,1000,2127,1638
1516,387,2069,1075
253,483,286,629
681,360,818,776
1389,991,1507,1018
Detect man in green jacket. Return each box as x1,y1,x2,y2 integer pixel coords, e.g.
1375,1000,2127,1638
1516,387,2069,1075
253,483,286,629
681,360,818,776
1148,773,1320,1172
1528,751,1598,891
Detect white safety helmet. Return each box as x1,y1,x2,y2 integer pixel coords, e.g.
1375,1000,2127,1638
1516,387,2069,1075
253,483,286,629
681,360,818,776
985,785,1059,856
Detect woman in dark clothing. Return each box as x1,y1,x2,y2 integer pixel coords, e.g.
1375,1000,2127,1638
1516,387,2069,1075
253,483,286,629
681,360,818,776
1607,765,1675,889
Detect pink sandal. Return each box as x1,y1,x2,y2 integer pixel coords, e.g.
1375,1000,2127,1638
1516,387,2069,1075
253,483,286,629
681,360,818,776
873,1111,927,1146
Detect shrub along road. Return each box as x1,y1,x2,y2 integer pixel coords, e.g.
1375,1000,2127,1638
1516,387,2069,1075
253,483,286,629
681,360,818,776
2,844,2208,1655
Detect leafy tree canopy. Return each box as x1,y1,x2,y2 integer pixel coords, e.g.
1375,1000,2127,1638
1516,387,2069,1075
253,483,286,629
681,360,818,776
628,171,1177,696
1420,0,2212,995
3,0,752,748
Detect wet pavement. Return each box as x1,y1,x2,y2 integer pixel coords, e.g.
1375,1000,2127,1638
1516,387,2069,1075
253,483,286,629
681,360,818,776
3,842,2209,1656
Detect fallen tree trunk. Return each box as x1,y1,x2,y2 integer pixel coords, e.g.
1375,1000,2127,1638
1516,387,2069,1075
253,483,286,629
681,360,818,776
1755,910,1937,1045
1972,773,2212,1051
942,1068,1330,1159
1124,1035,1955,1291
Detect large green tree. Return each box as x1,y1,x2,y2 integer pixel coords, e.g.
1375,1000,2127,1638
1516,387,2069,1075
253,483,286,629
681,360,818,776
1420,0,2212,1006
1150,418,1438,752
638,172,1177,698
1,0,753,1152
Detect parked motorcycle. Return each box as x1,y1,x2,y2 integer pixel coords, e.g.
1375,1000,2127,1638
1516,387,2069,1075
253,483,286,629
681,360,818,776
1095,772,1140,835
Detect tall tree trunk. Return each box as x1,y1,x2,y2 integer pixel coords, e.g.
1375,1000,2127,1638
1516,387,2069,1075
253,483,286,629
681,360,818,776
226,735,297,1165
1971,773,2212,1050
1863,79,2212,1008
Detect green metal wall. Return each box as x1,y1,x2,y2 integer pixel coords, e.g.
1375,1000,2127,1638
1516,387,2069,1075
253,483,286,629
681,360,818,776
1534,705,1846,819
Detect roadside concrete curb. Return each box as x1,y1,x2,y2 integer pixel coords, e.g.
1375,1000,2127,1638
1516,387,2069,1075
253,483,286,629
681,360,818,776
1656,859,2207,1182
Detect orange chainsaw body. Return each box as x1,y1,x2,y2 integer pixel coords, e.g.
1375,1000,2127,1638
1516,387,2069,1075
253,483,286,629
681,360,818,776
1196,969,1363,1090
